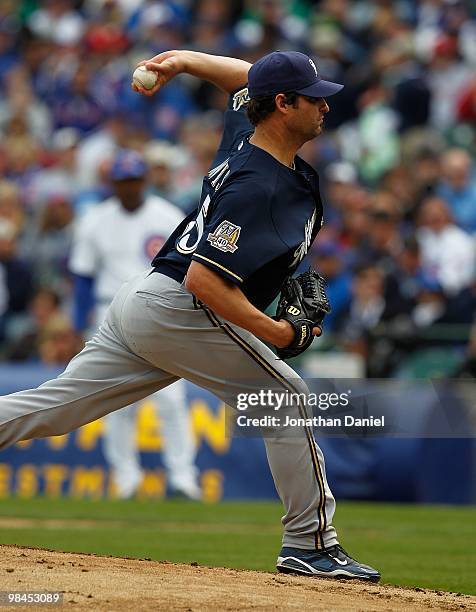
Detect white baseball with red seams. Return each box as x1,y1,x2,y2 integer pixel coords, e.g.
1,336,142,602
132,65,158,90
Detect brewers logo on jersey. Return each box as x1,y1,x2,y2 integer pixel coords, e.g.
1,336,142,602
207,221,241,253
232,86,250,111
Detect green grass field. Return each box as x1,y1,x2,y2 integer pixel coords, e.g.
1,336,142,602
0,497,474,595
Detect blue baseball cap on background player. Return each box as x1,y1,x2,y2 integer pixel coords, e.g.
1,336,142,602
248,51,343,99
110,149,147,181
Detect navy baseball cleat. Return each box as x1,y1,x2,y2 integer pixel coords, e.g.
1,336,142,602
276,545,380,582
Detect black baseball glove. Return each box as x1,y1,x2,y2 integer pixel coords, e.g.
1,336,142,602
274,268,331,360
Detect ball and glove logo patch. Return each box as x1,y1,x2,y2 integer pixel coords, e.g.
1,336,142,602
274,268,331,360
207,221,241,253
232,87,250,111
309,58,318,77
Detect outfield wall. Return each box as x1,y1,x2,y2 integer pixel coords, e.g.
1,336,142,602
0,365,474,504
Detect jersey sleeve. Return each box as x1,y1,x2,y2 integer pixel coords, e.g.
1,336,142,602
68,212,100,277
192,179,288,285
215,86,252,156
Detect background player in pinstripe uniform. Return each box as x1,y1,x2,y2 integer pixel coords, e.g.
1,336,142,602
69,149,200,500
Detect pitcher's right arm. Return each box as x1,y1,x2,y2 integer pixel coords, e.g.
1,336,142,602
133,50,251,96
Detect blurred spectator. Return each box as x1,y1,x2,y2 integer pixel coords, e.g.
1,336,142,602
454,324,476,379
426,34,473,130
339,257,421,373
3,134,40,194
0,218,33,341
173,112,222,212
385,38,431,133
127,1,187,51
0,180,25,234
388,235,424,309
407,149,441,213
75,112,127,192
411,269,474,328
437,148,476,234
29,127,81,206
356,77,400,184
144,139,184,202
379,163,417,221
119,73,197,141
27,0,85,47
457,77,476,124
22,194,74,294
37,313,82,365
0,66,52,145
338,263,389,354
358,190,403,272
335,183,371,255
85,0,143,21
0,8,20,88
417,196,475,294
235,0,303,55
322,161,358,228
84,24,131,115
190,0,236,54
19,31,57,101
412,274,447,328
52,61,106,135
3,287,63,361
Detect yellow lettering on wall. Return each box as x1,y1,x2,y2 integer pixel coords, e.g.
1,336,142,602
76,419,104,451
69,466,104,499
191,401,229,454
43,464,69,497
136,401,162,451
47,434,69,450
0,464,12,497
137,469,166,499
201,469,223,503
17,464,38,498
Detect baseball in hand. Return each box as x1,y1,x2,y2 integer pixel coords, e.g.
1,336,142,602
132,66,158,90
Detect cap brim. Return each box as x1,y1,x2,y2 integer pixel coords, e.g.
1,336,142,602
296,79,344,97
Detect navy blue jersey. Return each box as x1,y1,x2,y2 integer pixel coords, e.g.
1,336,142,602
153,86,324,311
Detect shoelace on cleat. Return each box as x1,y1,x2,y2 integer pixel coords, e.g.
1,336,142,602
326,545,355,562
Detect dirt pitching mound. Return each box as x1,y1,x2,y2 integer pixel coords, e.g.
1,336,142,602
0,545,474,611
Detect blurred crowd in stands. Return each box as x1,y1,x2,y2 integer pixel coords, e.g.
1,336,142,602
0,0,475,378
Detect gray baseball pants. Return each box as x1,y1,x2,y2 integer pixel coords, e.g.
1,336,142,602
0,271,338,550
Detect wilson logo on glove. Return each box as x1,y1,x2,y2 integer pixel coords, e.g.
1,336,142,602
299,325,309,346
287,306,301,316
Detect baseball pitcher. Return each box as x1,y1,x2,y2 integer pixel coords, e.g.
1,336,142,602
0,50,379,582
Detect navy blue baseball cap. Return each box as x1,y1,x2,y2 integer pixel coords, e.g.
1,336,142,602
248,51,343,99
110,149,147,181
